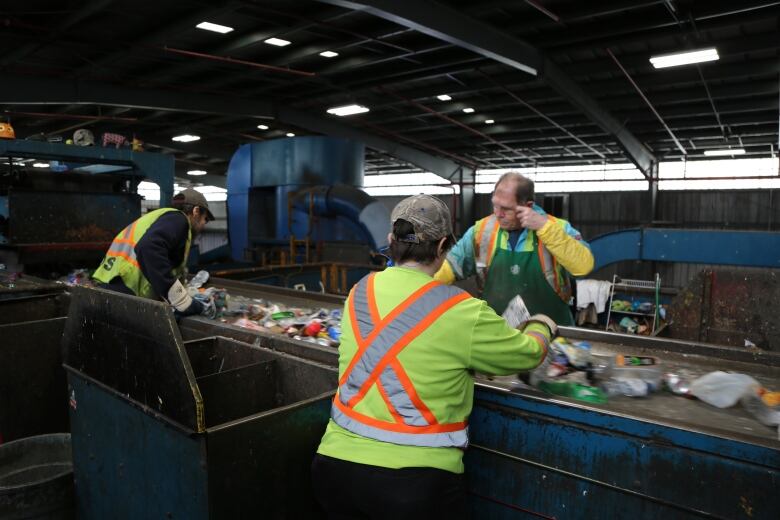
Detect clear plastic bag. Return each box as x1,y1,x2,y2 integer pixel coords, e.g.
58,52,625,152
689,371,759,408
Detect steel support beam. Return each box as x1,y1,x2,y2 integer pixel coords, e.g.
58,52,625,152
319,0,540,75
0,75,466,182
316,0,657,176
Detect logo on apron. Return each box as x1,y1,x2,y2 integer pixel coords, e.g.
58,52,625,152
510,264,520,275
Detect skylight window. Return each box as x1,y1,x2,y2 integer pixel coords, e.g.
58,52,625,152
703,148,745,156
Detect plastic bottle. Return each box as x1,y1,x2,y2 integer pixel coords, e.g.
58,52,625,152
189,270,210,289
601,377,650,397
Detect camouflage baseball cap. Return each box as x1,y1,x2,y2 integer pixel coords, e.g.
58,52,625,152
390,194,453,243
173,188,215,221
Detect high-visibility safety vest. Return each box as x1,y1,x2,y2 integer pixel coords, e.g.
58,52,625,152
331,272,472,448
93,208,191,299
471,215,572,303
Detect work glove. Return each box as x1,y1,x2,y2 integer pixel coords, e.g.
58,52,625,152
167,280,194,312
523,313,558,338
519,314,557,387
168,279,211,319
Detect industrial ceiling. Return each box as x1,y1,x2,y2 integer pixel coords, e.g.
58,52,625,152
1,0,778,183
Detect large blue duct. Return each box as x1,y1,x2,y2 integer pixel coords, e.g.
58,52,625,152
589,228,780,270
227,137,390,261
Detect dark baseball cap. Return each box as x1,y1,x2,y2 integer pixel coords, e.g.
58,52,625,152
173,188,215,221
390,194,453,242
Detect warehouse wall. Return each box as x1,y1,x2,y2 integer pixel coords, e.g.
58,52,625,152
374,188,779,289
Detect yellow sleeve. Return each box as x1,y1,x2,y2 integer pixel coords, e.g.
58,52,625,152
536,220,594,276
433,259,456,284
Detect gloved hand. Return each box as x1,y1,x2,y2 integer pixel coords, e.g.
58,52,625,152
523,313,558,338
175,297,206,319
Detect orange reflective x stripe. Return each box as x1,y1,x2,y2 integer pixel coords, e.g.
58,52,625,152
340,273,442,387
342,279,470,412
485,223,500,266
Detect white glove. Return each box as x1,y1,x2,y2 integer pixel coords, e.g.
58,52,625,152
167,280,194,312
524,313,558,338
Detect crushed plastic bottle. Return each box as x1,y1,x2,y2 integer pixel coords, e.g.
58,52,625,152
189,270,210,289
601,377,650,397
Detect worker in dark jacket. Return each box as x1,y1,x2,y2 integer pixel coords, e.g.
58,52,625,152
93,188,214,317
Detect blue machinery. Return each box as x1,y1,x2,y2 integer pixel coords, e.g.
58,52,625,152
0,139,174,269
226,137,389,262
590,228,780,270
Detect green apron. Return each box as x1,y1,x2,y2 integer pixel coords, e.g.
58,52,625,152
482,231,575,326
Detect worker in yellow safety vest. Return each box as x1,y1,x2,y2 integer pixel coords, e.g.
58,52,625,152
93,188,214,317
312,194,558,519
435,172,594,326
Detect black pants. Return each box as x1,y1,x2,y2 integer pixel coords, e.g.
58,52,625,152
311,454,469,520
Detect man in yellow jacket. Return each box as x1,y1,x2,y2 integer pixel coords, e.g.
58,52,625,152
435,172,594,326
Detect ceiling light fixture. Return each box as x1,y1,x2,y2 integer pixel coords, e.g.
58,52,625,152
286,132,296,137
187,170,207,176
32,162,49,168
326,104,370,116
462,107,475,113
703,148,745,156
264,37,291,47
320,51,338,58
485,119,495,124
649,47,719,69
437,94,452,101
196,22,234,34
257,124,269,130
172,134,200,143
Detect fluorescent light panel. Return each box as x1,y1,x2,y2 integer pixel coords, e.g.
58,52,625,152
187,170,207,176
650,47,719,69
326,104,370,116
485,119,494,124
257,124,269,130
437,94,452,101
264,37,291,47
286,132,295,137
196,22,234,34
32,162,48,168
172,134,200,142
320,51,338,58
462,107,474,113
703,148,745,156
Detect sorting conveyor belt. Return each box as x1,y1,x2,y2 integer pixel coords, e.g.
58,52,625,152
179,277,779,519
